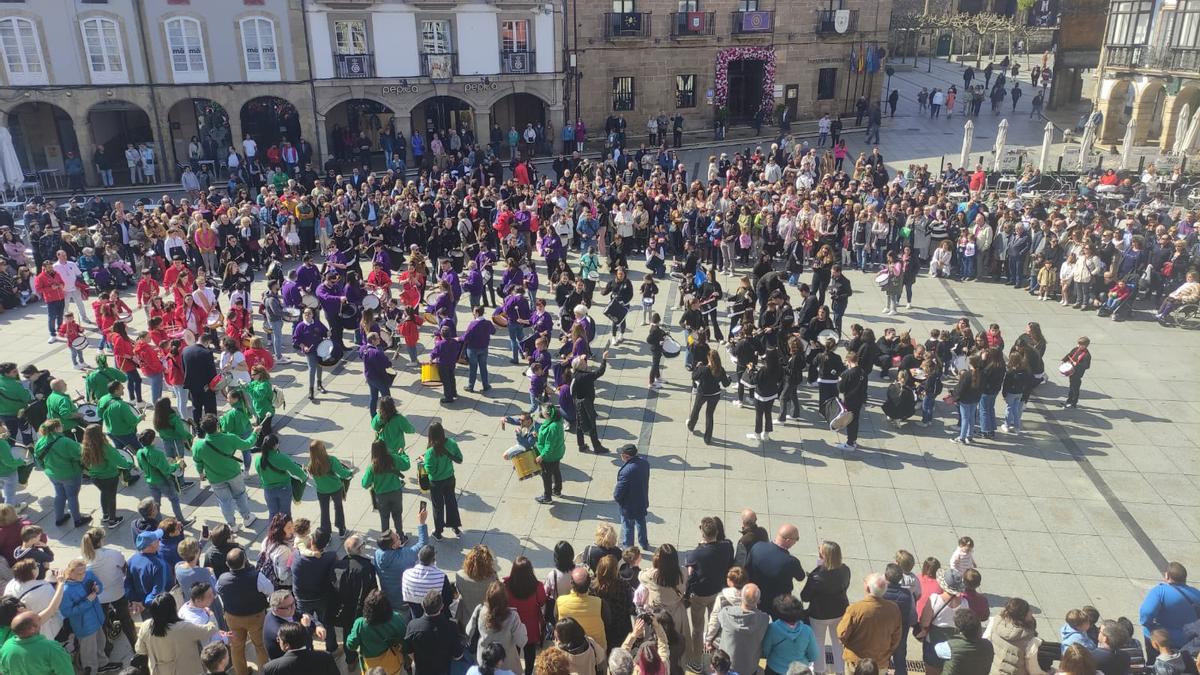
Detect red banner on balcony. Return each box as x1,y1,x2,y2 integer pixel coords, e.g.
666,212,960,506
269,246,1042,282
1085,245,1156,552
740,11,772,32
687,12,706,32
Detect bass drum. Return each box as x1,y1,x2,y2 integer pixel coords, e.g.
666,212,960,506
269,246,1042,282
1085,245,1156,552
820,397,854,431
662,335,682,357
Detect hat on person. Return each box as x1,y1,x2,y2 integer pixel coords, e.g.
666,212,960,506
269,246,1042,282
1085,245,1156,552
937,567,965,595
135,529,164,550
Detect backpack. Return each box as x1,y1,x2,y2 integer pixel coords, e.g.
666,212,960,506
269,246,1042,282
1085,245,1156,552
256,542,283,588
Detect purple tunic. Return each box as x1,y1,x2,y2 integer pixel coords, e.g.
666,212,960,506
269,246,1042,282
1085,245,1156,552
461,318,496,351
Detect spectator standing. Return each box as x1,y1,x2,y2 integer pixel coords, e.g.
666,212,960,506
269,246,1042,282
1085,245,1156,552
802,541,852,675
705,583,771,675
685,516,735,669
744,524,805,618
404,590,465,675
762,595,820,675
836,573,903,672
135,593,219,675
882,564,919,675
1138,562,1200,665
614,443,651,549
933,608,995,675
216,547,273,675
556,567,607,650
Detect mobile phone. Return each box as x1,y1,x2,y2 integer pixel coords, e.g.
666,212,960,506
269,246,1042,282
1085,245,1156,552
419,500,427,512
202,524,210,539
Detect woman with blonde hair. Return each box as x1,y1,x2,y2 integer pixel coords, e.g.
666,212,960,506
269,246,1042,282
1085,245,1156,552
801,541,852,675
307,439,352,537
579,523,621,571
1057,643,1096,675
174,536,223,627
80,423,133,529
458,544,500,627
80,527,137,650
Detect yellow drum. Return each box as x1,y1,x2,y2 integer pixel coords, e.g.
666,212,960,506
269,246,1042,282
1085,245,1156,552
510,449,542,480
420,362,441,386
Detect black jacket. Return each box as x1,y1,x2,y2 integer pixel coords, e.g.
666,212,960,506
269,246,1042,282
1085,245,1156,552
828,275,853,304
404,612,464,675
800,564,851,620
181,343,218,392
686,540,735,597
332,553,378,625
981,363,1006,395
692,364,731,397
570,358,607,401
261,648,340,675
837,366,868,409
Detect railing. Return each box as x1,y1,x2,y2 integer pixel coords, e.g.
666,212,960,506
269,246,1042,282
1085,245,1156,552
604,12,652,39
334,53,375,78
815,9,859,34
1169,47,1200,71
500,50,535,74
731,10,775,34
670,11,715,37
612,92,635,111
420,51,458,78
1104,44,1145,68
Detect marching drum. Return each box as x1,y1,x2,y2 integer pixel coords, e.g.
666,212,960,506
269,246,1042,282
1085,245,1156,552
587,271,600,281
338,303,357,320
78,404,100,424
117,310,133,323
117,446,140,486
362,294,380,310
1058,362,1074,376
300,293,320,309
422,311,438,325
206,313,221,327
283,307,302,323
420,362,441,385
817,329,839,345
238,262,250,275
492,314,509,328
70,336,88,351
316,339,335,361
510,449,542,481
662,335,682,357
820,398,855,432
874,271,891,286
603,301,628,323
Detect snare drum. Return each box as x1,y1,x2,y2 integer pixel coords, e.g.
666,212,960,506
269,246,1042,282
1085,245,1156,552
874,271,891,286
283,307,302,323
420,362,441,385
510,449,542,480
206,313,221,327
316,339,335,361
300,293,320,309
362,294,380,310
587,271,600,281
338,303,357,320
117,310,133,323
238,262,250,275
70,336,89,352
422,311,437,325
1058,362,1074,376
78,404,100,424
662,335,682,357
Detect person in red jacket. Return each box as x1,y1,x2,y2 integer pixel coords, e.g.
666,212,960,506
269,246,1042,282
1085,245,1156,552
243,336,275,373
969,166,986,194
58,311,87,368
135,269,160,316
109,321,143,404
33,260,66,342
134,331,165,403
162,339,187,417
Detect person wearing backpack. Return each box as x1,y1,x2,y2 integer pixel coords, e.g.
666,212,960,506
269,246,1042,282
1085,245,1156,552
1138,562,1200,666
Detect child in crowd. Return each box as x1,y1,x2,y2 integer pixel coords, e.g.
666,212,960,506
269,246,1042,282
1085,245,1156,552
58,311,87,369
639,276,658,326
12,525,53,579
894,549,921,602
1060,608,1098,654
620,545,643,591
950,535,976,572
1150,628,1186,675
646,312,666,390
1037,259,1057,301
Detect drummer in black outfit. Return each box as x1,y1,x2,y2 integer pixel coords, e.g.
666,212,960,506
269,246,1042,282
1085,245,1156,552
836,351,868,450
687,350,731,445
1060,336,1091,408
696,267,724,342
600,267,634,345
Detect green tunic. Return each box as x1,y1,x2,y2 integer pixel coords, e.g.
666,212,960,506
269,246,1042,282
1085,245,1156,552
191,431,255,485
421,438,463,482
312,455,354,496
0,633,75,675
33,432,84,481
0,439,24,478
136,445,182,488
0,376,30,416
254,451,306,489
346,611,408,659
244,379,275,420
84,442,133,480
84,366,126,403
97,394,140,438
45,391,79,433
155,412,192,442
371,413,416,453
219,404,253,440
360,451,410,495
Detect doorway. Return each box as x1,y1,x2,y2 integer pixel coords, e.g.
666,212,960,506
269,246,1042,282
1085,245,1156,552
413,96,474,137
726,59,765,121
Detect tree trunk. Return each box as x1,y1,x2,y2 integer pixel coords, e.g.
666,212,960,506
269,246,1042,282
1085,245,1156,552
977,33,985,66
990,33,999,61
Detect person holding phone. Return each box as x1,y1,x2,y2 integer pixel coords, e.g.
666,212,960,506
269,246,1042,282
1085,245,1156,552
420,422,462,540
362,439,411,535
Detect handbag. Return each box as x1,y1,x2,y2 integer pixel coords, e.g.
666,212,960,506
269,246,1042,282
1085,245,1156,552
361,620,406,675
417,464,431,491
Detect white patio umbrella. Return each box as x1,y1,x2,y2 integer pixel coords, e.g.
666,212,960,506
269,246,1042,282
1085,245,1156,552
0,127,24,190
1038,121,1054,172
959,119,974,170
992,118,1009,172
1174,103,1191,155
1179,108,1200,157
1077,115,1096,170
1118,117,1137,171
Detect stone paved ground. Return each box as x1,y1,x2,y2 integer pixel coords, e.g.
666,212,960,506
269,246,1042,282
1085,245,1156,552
10,58,1199,670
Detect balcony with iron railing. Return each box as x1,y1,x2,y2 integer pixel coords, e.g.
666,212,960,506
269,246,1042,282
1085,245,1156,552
731,10,775,34
670,11,715,37
500,50,536,74
612,92,635,111
1169,47,1200,71
604,12,652,39
420,51,458,78
1104,44,1145,69
334,53,375,78
815,9,859,34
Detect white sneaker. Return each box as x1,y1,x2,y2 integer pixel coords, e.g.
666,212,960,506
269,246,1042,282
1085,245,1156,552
649,382,662,391
242,514,258,529
761,432,771,442
46,336,56,344
835,442,856,450
998,423,1010,433
906,303,912,309
733,401,743,408
746,432,761,440
75,363,87,370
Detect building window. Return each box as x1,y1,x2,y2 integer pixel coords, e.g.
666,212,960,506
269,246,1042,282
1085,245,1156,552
675,74,696,107
501,19,529,52
240,17,278,79
678,0,699,10
421,20,452,53
164,16,206,82
1106,0,1154,44
817,68,837,100
1176,0,1200,47
80,17,126,84
737,0,760,10
0,17,46,85
613,76,635,110
613,0,635,12
334,20,367,54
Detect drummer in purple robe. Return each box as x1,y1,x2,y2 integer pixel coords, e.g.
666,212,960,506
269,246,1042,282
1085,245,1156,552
295,254,321,293
315,273,347,352
291,307,329,401
460,306,496,393
431,325,461,404
496,285,531,365
359,332,394,417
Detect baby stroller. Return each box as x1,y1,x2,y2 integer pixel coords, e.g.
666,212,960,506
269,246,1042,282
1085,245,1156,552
1096,272,1140,321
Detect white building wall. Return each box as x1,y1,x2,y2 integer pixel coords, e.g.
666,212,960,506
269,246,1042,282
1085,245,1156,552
372,11,420,78
534,10,554,74
456,5,500,76
308,8,334,79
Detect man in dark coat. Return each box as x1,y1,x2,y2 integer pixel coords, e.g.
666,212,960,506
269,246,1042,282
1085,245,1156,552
261,622,339,675
613,443,650,549
836,351,869,450
181,334,218,430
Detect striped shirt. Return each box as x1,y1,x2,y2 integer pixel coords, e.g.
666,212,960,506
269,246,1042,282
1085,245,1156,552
402,563,447,604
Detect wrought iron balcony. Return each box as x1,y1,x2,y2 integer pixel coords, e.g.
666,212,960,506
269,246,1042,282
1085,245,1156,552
1104,44,1145,69
334,53,375,78
420,51,458,78
670,11,715,37
816,9,858,34
500,50,535,74
731,10,775,34
604,12,651,39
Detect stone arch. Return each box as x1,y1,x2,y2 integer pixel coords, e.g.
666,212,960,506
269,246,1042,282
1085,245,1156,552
324,98,396,170
1100,79,1136,144
1133,80,1167,144
1163,85,1200,151
489,93,548,141
409,95,474,138
165,97,232,174
5,100,80,175
86,99,153,183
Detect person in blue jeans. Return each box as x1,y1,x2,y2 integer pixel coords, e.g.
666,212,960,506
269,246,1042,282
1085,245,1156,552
952,363,983,443
917,357,942,427
978,350,1006,438
613,444,650,548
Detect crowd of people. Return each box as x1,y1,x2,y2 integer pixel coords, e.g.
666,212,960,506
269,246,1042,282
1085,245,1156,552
0,66,1196,675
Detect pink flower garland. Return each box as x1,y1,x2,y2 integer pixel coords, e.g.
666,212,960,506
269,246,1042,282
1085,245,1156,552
714,46,777,113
